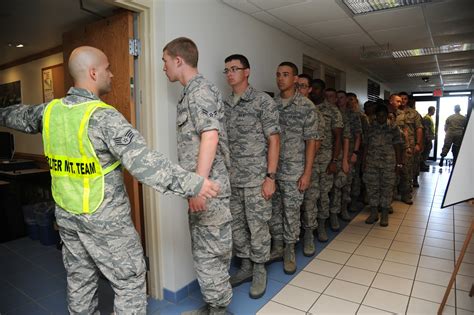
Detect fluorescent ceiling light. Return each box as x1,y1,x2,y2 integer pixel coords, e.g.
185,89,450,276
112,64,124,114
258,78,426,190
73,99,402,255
443,82,469,87
448,92,471,95
15,44,24,48
407,69,473,77
413,93,433,96
392,43,474,58
344,0,433,15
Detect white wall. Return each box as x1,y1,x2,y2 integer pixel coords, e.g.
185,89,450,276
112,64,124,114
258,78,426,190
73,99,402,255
155,0,394,292
0,53,63,154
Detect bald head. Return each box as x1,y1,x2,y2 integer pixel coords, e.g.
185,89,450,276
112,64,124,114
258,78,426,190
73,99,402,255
68,46,113,96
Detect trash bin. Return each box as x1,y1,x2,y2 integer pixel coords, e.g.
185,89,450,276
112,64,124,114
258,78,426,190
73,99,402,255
22,204,39,240
35,202,59,246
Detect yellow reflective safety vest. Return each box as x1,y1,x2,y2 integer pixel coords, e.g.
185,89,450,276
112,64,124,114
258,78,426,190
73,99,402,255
42,99,121,214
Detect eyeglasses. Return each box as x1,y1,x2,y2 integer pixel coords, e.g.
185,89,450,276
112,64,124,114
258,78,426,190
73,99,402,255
223,67,247,74
297,83,310,89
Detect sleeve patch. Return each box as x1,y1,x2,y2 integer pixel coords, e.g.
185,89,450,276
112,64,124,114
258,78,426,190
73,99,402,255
113,129,134,146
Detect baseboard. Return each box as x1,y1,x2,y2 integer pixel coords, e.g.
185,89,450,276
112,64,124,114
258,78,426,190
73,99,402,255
163,279,199,304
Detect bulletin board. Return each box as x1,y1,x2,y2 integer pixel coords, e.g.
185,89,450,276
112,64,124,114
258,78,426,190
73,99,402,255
42,64,65,102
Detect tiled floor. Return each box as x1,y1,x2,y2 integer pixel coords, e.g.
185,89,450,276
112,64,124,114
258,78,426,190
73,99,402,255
0,164,472,314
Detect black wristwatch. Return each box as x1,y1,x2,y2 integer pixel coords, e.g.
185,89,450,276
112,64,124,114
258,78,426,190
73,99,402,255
266,172,276,180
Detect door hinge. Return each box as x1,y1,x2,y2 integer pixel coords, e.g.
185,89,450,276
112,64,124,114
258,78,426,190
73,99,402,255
129,38,141,57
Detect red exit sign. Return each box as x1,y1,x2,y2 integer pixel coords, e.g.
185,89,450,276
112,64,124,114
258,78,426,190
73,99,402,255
433,89,443,97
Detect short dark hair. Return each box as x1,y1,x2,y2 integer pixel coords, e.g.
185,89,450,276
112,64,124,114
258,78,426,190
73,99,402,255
298,73,312,84
312,79,326,90
364,100,376,110
375,104,389,115
325,88,337,94
347,92,357,98
428,106,435,112
278,61,298,75
389,94,400,100
163,37,199,68
224,54,250,69
336,90,347,96
398,91,409,97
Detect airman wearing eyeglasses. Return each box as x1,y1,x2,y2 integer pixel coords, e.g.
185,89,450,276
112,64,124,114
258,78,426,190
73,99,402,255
297,74,312,98
223,54,280,299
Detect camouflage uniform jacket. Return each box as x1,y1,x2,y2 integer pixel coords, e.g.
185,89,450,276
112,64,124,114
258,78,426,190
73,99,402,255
403,107,423,147
0,87,204,232
388,108,407,149
177,74,231,197
224,85,280,188
423,114,435,141
315,100,344,161
274,91,322,181
445,113,466,135
365,120,403,167
347,109,362,152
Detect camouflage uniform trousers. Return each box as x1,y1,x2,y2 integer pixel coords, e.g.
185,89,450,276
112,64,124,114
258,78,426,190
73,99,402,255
330,160,348,214
413,151,421,178
422,138,433,162
189,197,233,308
229,185,272,263
350,158,363,202
270,180,305,244
59,223,147,315
363,165,396,209
398,149,413,198
302,162,320,230
342,165,355,205
441,133,463,159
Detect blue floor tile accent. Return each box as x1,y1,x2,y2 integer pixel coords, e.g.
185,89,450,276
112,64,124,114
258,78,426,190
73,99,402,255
5,302,50,315
0,282,35,313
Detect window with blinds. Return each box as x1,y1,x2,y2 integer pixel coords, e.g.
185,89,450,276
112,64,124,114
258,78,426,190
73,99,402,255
367,79,381,101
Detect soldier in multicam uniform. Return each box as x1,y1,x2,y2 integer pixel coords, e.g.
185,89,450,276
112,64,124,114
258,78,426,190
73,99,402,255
362,104,403,227
222,54,280,299
307,79,343,243
162,38,232,315
337,91,362,218
297,74,325,257
439,104,466,166
326,89,350,230
269,62,321,274
399,92,423,198
0,46,221,315
421,106,435,171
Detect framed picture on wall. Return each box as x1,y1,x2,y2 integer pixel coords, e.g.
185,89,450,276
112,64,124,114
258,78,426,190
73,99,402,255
0,80,21,108
42,64,65,102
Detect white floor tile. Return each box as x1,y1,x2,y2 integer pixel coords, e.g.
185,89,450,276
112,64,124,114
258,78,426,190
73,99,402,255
424,237,454,250
415,267,451,287
390,240,422,255
427,223,454,233
385,249,420,266
394,233,424,244
317,248,351,265
356,305,393,315
324,279,368,303
289,270,332,293
419,255,454,272
456,274,474,292
361,236,392,249
407,297,439,315
343,226,371,236
371,273,414,295
336,266,376,286
458,262,474,277
354,245,388,260
308,294,359,315
367,229,396,240
258,301,305,315
411,281,455,306
456,251,474,264
401,219,428,229
346,254,382,272
335,232,365,244
422,245,455,260
326,240,359,254
304,259,343,278
398,226,426,236
272,284,320,312
362,287,409,314
457,289,474,311
379,261,417,279
426,229,454,241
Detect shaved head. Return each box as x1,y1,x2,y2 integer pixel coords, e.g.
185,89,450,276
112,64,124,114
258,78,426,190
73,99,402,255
68,46,113,96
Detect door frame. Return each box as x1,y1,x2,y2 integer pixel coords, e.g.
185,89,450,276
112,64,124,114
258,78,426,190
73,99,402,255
413,95,440,160
103,0,164,299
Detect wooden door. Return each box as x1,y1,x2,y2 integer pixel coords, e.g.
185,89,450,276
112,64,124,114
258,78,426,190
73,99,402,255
63,11,145,246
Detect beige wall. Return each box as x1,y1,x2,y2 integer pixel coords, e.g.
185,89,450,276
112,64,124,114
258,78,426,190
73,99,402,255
0,53,63,155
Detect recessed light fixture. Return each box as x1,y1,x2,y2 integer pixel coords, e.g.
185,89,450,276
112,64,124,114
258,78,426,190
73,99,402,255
443,83,469,87
343,0,434,15
16,44,24,48
407,69,474,77
392,43,474,58
448,91,471,95
413,92,434,97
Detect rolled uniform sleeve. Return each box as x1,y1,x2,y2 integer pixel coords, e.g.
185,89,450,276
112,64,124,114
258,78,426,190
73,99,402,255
261,95,280,138
391,125,403,145
0,103,46,133
188,88,220,134
95,109,204,197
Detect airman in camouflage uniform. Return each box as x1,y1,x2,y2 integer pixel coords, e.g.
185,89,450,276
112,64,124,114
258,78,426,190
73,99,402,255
306,84,343,243
163,38,232,315
0,46,220,315
363,104,403,227
421,106,435,171
439,105,466,165
223,54,280,299
270,62,321,275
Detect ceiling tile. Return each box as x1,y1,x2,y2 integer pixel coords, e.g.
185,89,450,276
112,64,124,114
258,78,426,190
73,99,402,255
355,6,425,32
248,0,307,11
430,18,474,37
369,25,430,45
300,18,361,38
424,0,474,23
268,0,348,26
433,32,474,46
437,50,474,61
394,55,436,65
319,32,375,49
